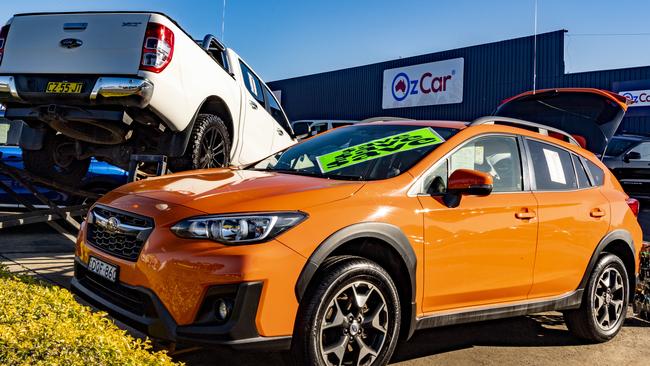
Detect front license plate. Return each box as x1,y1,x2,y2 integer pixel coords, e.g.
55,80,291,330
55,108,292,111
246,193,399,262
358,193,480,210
45,81,83,94
88,256,118,283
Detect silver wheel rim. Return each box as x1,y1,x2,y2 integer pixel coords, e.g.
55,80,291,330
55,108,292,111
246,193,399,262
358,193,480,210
318,281,389,366
592,267,625,331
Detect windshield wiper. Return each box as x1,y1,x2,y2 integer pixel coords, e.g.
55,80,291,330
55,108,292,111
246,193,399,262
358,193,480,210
254,168,365,181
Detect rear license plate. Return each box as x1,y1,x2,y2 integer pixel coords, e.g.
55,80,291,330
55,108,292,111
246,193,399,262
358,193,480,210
45,81,83,94
88,256,118,283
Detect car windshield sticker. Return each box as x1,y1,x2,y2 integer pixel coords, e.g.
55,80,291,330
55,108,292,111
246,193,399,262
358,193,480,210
316,127,445,173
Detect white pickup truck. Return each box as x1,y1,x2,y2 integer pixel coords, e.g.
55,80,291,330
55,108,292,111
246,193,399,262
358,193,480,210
0,11,295,185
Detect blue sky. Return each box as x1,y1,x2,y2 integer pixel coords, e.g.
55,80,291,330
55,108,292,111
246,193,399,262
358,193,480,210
0,1,648,81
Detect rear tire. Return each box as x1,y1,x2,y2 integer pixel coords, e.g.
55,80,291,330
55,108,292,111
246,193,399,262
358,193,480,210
22,131,90,187
563,254,629,343
169,114,230,171
291,256,401,366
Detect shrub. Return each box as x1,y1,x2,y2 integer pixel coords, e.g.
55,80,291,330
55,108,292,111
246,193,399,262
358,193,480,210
0,264,181,366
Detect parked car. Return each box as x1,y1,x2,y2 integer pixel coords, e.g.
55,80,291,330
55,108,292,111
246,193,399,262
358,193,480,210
0,11,295,186
71,88,642,365
0,120,127,207
603,134,650,199
291,120,358,139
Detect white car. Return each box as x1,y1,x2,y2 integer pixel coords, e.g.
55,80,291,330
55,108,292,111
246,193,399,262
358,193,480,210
0,11,295,185
291,120,358,139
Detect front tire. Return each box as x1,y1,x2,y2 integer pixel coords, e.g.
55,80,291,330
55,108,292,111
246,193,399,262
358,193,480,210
563,254,629,343
291,256,401,366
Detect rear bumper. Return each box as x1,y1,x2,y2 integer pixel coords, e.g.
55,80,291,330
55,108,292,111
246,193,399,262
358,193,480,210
0,75,153,108
71,259,291,350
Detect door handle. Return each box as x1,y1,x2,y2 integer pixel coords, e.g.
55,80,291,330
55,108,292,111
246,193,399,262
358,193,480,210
590,208,606,218
276,128,284,136
249,100,258,109
515,210,536,220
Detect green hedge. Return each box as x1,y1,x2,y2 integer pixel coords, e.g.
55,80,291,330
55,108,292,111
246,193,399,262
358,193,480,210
0,264,181,365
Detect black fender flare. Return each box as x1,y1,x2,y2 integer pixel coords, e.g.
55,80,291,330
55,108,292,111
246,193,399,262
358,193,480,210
294,222,417,304
577,229,636,291
161,96,233,157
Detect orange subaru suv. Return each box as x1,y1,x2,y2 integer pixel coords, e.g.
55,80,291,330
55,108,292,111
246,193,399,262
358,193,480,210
73,88,642,365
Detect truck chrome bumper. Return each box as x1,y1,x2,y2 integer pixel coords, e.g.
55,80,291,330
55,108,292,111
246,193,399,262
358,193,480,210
90,77,154,108
0,75,153,108
0,76,22,101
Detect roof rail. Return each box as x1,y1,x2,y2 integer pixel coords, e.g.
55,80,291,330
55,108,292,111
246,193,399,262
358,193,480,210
470,116,580,147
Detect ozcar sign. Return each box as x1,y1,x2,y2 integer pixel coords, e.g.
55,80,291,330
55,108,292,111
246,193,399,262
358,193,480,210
619,89,650,107
382,58,464,109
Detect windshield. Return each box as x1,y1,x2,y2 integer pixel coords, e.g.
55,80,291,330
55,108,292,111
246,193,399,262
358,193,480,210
605,137,638,156
250,124,458,180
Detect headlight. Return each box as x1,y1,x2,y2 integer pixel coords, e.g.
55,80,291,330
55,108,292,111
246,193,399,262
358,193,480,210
170,212,307,244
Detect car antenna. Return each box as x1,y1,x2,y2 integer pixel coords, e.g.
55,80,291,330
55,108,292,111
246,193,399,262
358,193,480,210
221,0,227,42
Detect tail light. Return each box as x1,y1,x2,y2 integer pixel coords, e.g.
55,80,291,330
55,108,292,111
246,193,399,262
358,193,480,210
626,197,640,217
140,22,174,73
0,24,10,65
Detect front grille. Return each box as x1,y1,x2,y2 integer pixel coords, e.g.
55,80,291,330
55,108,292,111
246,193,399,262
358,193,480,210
75,262,156,319
86,205,153,261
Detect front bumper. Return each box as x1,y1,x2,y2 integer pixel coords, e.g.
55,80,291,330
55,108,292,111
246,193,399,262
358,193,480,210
71,259,291,350
0,75,153,108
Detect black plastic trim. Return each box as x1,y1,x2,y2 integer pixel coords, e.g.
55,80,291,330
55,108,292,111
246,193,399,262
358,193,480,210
295,222,416,303
577,229,636,290
415,290,583,330
72,259,289,350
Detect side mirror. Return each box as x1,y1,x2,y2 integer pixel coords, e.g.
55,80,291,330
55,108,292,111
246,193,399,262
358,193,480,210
443,169,493,208
624,151,641,163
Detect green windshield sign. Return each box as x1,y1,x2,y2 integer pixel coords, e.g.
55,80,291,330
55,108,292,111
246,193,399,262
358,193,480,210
316,127,445,173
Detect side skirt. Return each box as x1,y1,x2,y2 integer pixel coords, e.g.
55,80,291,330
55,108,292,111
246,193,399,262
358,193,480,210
415,290,583,330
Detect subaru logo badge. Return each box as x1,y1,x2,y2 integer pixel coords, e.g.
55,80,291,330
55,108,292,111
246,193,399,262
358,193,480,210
106,216,121,233
60,38,83,49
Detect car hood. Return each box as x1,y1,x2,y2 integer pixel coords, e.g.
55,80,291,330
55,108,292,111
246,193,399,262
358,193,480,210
494,88,630,156
113,168,364,213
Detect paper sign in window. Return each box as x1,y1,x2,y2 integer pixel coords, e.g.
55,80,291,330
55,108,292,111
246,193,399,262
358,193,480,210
543,148,566,184
451,146,475,172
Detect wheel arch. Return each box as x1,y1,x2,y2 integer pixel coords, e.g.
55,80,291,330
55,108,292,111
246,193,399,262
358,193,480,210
163,95,234,157
294,222,418,339
578,229,636,298
197,96,234,140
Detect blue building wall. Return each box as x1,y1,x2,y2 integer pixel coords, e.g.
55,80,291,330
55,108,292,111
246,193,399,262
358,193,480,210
268,30,650,134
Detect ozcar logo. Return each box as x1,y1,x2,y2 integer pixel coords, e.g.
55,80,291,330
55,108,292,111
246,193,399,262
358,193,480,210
619,89,650,107
391,70,455,102
382,58,464,109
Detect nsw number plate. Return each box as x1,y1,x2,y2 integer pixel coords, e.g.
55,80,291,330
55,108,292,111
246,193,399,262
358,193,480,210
88,256,118,283
46,81,83,94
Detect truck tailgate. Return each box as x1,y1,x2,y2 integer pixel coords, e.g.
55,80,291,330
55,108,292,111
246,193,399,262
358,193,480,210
0,13,151,74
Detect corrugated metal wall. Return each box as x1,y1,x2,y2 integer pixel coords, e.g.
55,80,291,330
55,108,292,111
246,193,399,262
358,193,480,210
268,30,650,133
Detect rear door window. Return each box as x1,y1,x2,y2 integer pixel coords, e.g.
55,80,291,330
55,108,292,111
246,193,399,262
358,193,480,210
572,154,591,188
239,61,266,107
527,140,577,191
